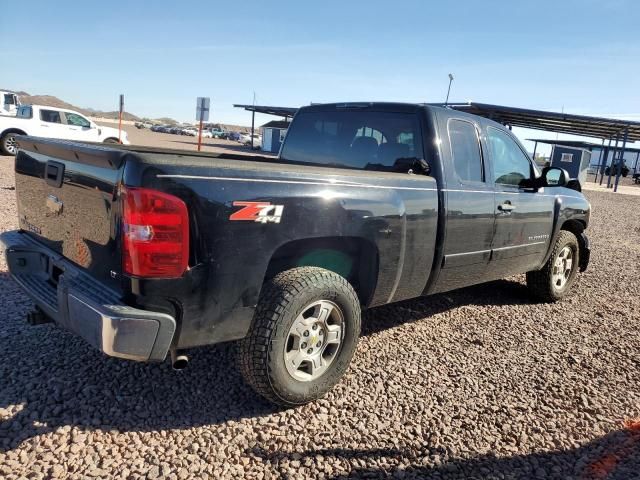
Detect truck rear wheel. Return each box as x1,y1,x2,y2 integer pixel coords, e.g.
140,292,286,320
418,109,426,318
1,132,19,156
238,267,361,406
526,230,580,302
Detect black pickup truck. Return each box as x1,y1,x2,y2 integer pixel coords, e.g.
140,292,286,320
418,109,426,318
1,102,590,406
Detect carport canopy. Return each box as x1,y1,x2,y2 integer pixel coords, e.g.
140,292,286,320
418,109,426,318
444,102,640,142
233,104,298,118
526,138,640,153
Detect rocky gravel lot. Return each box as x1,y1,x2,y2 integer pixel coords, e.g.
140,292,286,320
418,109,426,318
0,158,639,479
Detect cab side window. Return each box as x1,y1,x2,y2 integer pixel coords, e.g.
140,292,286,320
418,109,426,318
487,127,532,186
448,119,484,182
40,109,62,124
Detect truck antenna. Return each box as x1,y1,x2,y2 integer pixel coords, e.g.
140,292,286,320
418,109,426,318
445,73,454,107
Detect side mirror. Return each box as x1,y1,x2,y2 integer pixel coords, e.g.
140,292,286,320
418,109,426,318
542,166,569,187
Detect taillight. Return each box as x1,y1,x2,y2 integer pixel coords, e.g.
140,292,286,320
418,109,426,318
121,186,189,278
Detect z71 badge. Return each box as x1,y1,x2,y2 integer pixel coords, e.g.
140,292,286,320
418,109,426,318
230,201,284,224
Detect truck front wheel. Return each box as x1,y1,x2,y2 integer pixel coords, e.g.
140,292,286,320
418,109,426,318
238,267,361,407
1,132,19,156
526,230,580,302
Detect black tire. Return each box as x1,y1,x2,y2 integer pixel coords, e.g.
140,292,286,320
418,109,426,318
1,132,19,156
526,230,580,302
103,138,120,144
238,267,361,407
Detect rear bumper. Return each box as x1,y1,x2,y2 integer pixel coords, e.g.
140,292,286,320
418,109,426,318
0,230,175,362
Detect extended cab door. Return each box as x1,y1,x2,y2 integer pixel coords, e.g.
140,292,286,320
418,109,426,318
432,115,496,292
37,109,68,138
486,126,553,275
62,111,100,141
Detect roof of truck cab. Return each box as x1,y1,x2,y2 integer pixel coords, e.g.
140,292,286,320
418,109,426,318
301,102,426,113
298,102,506,129
22,104,76,113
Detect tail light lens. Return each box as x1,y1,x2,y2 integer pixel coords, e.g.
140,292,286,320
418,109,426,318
122,187,189,278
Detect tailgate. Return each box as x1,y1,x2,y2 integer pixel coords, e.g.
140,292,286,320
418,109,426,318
14,137,125,289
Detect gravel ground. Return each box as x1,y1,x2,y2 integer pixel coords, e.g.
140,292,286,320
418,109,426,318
0,158,639,479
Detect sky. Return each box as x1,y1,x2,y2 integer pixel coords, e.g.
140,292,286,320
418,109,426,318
1,0,639,154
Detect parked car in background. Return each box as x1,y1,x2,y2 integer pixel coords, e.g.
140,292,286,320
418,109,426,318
201,129,213,138
182,128,198,137
227,131,241,141
604,161,629,178
0,104,129,155
1,91,20,116
239,132,262,148
210,127,226,139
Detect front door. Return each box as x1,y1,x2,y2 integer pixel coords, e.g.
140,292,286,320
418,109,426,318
486,126,554,276
63,112,100,141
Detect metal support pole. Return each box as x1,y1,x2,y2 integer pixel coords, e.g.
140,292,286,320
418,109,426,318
532,141,538,162
599,137,613,185
613,126,629,192
634,151,640,175
251,110,255,149
593,139,604,183
607,133,620,188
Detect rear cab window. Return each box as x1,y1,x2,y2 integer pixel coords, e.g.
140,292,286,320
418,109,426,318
40,109,62,124
280,109,424,173
17,106,32,118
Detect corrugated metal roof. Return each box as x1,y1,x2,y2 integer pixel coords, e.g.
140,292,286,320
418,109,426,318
445,102,640,142
233,104,297,117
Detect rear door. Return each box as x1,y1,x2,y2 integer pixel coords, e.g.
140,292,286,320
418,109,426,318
433,115,496,292
38,109,68,139
486,126,553,275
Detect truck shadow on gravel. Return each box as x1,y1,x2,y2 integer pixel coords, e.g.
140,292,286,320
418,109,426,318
362,278,532,337
0,274,531,453
249,423,640,479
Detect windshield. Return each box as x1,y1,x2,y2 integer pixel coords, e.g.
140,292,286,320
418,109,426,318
280,110,424,172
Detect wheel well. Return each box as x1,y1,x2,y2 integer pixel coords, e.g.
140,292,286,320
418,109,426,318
264,237,379,306
1,128,27,138
103,137,119,143
561,219,585,237
561,219,588,269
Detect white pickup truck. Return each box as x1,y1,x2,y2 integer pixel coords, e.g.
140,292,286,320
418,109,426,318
0,104,129,155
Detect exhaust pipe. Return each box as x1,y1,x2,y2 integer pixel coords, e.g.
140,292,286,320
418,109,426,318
170,348,189,371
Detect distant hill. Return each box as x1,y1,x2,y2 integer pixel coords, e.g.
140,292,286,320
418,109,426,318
10,92,140,121
2,88,253,130
3,88,170,123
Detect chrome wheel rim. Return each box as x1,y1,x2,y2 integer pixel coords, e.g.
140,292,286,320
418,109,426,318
4,135,17,155
284,300,344,382
552,246,573,289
